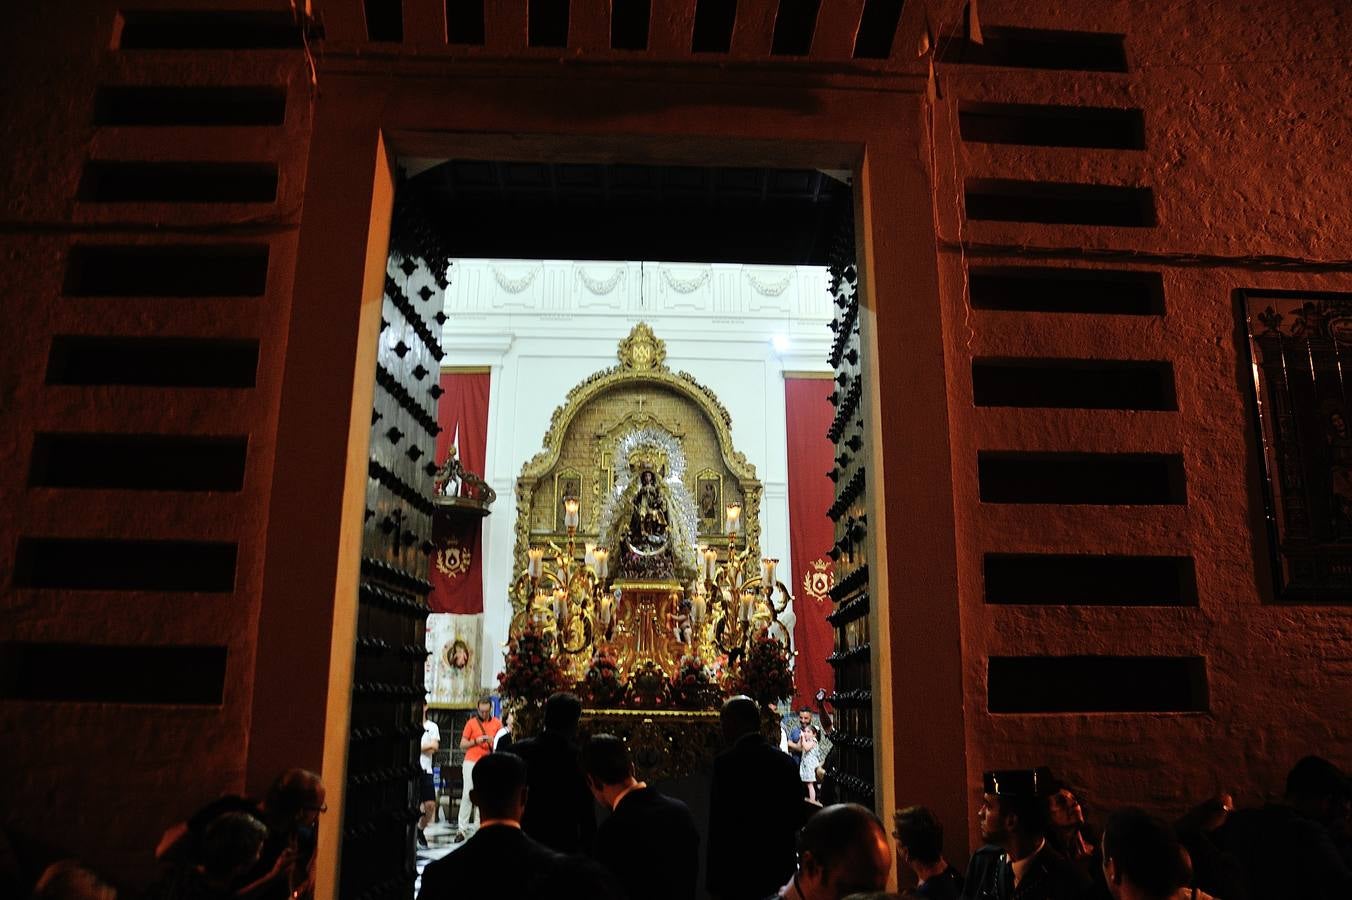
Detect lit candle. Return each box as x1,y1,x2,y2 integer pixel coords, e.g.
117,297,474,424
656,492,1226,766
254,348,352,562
691,592,706,625
564,498,579,530
598,594,613,626
702,546,718,581
584,542,596,569
725,503,741,534
762,558,778,587
527,547,544,579
552,588,568,626
593,547,609,579
739,590,755,623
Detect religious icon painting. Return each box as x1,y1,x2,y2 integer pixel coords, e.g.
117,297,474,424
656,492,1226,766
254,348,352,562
1241,289,1352,602
695,471,722,534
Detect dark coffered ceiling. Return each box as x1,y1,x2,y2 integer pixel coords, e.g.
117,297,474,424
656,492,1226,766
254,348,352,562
400,160,851,265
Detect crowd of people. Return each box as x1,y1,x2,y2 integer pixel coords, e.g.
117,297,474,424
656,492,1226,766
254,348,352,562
13,693,1352,900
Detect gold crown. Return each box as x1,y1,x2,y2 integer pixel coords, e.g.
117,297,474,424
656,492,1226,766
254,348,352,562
627,445,668,473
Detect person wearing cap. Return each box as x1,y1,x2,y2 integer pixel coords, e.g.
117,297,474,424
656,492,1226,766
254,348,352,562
960,768,1089,900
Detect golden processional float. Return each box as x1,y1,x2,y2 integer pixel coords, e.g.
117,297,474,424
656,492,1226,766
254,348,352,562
500,324,796,776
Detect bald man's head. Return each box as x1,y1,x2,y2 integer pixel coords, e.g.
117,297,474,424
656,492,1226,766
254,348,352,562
796,803,893,900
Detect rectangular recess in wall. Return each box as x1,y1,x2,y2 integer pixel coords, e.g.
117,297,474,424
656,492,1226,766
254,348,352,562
93,86,287,126
939,26,1128,72
0,642,227,705
446,0,486,44
853,0,904,59
967,179,1156,226
65,244,269,297
771,0,820,55
959,103,1145,149
988,656,1208,713
973,358,1176,410
528,0,569,46
13,538,237,592
79,162,278,203
978,452,1187,505
117,10,305,49
691,0,736,52
984,554,1197,605
611,0,650,49
364,0,403,41
30,434,248,491
46,336,259,388
969,267,1165,315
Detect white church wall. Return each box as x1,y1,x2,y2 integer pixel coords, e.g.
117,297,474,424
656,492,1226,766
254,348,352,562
441,259,832,692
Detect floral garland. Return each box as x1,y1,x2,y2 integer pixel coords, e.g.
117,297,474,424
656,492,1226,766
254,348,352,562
497,627,568,704
728,635,794,707
671,654,716,708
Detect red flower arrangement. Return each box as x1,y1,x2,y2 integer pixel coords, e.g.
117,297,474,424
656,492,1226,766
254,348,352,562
728,635,794,707
583,649,624,707
624,659,672,709
671,654,716,709
497,627,568,704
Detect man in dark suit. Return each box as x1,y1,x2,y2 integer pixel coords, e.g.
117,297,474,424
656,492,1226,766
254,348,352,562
581,733,700,900
707,695,808,900
512,692,598,854
417,752,559,900
960,768,1088,900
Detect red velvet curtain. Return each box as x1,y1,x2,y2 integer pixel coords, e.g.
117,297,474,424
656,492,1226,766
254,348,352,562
429,370,491,615
784,377,836,709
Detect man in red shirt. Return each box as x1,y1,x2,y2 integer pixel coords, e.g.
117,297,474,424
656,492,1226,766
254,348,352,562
455,697,501,842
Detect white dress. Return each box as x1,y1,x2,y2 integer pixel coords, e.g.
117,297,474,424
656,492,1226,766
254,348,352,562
798,729,821,782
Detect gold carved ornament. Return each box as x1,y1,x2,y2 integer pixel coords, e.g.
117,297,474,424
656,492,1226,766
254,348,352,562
512,323,763,596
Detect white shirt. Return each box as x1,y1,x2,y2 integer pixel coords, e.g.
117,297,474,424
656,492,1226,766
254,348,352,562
421,719,441,773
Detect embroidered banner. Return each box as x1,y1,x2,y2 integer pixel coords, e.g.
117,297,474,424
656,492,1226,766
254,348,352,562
429,370,491,615
784,377,837,709
426,612,483,707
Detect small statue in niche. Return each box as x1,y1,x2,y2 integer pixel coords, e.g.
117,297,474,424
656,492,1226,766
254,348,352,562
628,469,670,551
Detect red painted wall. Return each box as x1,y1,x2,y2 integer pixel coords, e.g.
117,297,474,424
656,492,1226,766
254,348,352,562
1,0,1350,891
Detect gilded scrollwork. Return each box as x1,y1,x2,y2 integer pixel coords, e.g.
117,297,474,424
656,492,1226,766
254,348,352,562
513,324,761,579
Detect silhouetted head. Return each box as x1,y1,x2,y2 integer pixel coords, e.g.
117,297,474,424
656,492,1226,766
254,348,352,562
1101,807,1191,900
1285,755,1350,823
893,805,945,870
581,734,634,788
796,803,892,899
543,692,583,734
720,694,761,743
470,752,529,821
201,812,268,881
264,769,326,830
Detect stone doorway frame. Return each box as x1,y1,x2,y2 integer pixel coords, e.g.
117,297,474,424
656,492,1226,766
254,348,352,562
248,66,965,896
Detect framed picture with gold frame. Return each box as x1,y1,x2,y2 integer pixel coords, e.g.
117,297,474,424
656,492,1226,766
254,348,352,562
553,469,582,533
695,469,722,534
